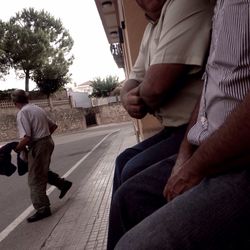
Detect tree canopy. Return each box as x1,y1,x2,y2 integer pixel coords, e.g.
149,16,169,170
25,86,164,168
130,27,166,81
3,8,74,91
0,20,10,79
90,75,119,98
33,52,72,97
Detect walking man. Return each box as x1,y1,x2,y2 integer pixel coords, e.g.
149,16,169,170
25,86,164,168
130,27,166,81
12,89,72,223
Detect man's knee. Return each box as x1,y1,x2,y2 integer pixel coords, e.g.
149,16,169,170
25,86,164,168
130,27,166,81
112,181,132,207
111,179,139,223
120,160,140,184
114,148,138,185
116,148,138,168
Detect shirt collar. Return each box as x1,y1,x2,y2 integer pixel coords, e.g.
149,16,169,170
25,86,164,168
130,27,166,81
145,13,159,25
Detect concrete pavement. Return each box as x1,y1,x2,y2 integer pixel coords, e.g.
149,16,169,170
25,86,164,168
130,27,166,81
40,122,136,250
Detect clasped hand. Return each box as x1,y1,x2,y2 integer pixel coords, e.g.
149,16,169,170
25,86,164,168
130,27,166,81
122,87,148,119
163,158,205,202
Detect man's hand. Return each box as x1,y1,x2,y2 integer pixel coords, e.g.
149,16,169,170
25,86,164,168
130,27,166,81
15,136,30,153
49,124,58,134
122,86,148,119
163,158,205,201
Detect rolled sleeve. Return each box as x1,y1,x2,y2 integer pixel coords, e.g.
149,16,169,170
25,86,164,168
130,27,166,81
128,26,151,82
151,0,213,68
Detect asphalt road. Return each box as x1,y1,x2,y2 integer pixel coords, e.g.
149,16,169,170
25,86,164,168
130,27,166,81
0,122,133,249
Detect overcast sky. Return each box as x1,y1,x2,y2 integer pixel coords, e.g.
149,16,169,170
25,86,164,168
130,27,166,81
0,0,125,90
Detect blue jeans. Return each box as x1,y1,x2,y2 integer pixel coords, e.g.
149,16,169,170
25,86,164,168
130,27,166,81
113,160,250,250
108,125,187,250
112,125,187,196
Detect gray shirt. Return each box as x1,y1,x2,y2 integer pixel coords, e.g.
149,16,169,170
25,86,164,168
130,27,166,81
17,103,55,140
188,0,250,145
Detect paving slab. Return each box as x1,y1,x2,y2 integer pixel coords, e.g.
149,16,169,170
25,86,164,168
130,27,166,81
41,126,136,250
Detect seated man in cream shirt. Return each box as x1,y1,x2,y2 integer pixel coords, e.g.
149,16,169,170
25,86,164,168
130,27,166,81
107,0,216,249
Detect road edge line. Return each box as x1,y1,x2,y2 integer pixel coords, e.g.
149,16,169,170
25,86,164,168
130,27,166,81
0,130,118,242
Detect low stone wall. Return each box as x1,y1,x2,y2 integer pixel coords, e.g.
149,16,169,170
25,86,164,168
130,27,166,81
46,108,87,134
0,107,86,142
95,102,131,125
0,108,18,141
0,101,130,142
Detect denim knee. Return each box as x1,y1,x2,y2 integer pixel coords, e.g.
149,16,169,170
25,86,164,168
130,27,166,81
113,148,138,192
116,148,138,168
116,147,139,175
120,159,137,184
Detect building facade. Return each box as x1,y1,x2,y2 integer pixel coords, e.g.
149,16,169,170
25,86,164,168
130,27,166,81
95,0,162,141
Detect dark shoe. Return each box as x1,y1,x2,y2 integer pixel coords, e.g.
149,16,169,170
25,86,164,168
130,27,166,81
59,180,72,199
27,207,51,223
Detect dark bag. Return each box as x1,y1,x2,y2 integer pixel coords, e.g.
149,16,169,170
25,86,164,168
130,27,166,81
17,153,28,176
0,142,18,176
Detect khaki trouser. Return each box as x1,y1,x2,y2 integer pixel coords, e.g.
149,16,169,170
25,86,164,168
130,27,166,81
28,136,54,210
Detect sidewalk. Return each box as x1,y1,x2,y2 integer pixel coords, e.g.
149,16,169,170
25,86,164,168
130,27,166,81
41,125,136,250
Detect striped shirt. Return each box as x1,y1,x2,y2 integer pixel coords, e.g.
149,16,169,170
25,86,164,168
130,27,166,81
188,0,250,145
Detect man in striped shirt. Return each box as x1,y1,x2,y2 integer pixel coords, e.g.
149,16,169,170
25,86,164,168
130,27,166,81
114,1,250,249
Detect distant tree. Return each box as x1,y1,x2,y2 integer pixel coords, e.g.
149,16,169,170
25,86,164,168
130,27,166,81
0,88,16,100
32,53,72,110
0,20,10,79
90,75,119,97
4,8,74,91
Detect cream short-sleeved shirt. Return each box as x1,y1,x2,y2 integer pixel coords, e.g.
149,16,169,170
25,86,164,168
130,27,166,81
129,0,215,127
17,103,55,140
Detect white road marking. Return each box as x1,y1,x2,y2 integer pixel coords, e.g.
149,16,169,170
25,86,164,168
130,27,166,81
0,130,117,242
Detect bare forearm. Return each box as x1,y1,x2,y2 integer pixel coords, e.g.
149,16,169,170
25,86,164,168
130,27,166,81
139,64,189,110
189,92,250,175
